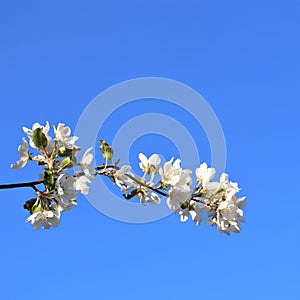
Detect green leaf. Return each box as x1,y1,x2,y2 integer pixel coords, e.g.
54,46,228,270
99,140,113,162
23,198,38,214
44,170,55,192
32,128,48,149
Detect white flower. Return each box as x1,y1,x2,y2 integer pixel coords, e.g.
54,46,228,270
219,173,240,199
218,200,243,221
195,162,216,187
176,200,209,224
190,202,210,225
55,173,78,210
75,175,92,195
55,123,79,149
25,209,60,230
174,169,192,189
11,138,30,169
159,158,182,186
114,165,136,191
139,153,161,173
167,185,191,212
139,189,161,205
79,147,95,181
160,159,193,212
216,196,246,235
205,173,240,201
23,121,55,154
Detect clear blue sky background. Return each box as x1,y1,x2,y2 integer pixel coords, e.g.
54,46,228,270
0,1,299,299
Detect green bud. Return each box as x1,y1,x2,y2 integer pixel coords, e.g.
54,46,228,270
44,169,55,192
99,140,113,162
31,199,43,214
59,157,73,169
32,128,48,149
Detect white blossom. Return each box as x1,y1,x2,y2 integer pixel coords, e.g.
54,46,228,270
205,172,240,202
196,162,216,187
167,185,191,212
11,138,30,170
114,165,136,191
79,147,95,181
55,173,78,210
159,158,182,186
75,175,92,195
139,153,161,173
139,189,161,205
22,121,55,154
174,169,192,189
55,123,79,149
190,202,210,225
25,209,60,230
215,196,246,235
176,200,209,225
219,173,240,200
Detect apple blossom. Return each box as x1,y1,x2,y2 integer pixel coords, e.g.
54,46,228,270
79,147,95,181
195,162,216,187
75,175,92,195
55,123,79,149
167,186,192,212
139,153,161,174
55,173,78,210
113,165,136,191
23,121,55,154
159,158,182,186
25,209,60,230
11,138,30,170
139,188,161,205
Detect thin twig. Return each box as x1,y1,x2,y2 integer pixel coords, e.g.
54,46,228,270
125,173,168,197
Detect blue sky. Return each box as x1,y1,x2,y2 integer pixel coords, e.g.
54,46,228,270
0,1,299,299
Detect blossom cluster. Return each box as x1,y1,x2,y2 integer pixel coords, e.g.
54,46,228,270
10,121,246,234
110,154,246,235
11,122,95,229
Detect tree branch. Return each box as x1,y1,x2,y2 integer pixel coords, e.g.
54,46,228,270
0,162,169,197
0,163,117,191
0,179,44,191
